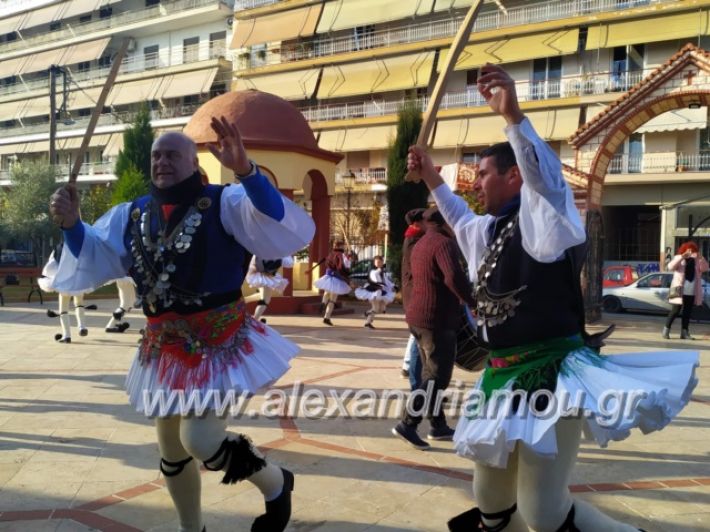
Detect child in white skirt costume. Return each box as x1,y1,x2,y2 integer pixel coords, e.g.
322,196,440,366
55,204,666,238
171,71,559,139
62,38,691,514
314,241,351,325
105,276,137,333
354,255,395,329
246,255,294,322
39,244,92,342
48,123,315,532
407,64,697,532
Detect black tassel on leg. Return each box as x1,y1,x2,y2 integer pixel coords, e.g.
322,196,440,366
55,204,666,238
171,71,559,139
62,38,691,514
202,436,266,484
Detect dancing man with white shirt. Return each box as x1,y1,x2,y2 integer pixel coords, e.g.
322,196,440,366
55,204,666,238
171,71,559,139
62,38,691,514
48,119,315,532
406,64,697,532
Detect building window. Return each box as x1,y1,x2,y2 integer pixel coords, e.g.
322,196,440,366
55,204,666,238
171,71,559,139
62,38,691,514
209,31,226,58
466,69,478,88
146,0,160,5
99,6,112,19
144,44,159,69
531,56,561,100
49,21,61,31
79,14,91,23
77,61,90,73
353,25,375,50
210,83,226,97
577,27,588,53
611,44,644,90
98,55,111,68
610,133,643,174
183,37,200,63
78,108,91,117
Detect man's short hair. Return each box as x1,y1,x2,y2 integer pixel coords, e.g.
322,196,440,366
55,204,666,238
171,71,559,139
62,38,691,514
479,142,517,174
405,208,425,225
423,207,445,226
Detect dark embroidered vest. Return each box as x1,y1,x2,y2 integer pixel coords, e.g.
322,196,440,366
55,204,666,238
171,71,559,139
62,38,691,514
124,184,246,317
475,211,584,349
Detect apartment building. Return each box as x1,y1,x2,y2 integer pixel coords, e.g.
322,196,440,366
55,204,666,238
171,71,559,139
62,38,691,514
0,0,235,185
231,0,710,266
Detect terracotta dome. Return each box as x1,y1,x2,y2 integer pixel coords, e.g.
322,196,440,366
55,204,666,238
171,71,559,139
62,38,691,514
184,90,331,157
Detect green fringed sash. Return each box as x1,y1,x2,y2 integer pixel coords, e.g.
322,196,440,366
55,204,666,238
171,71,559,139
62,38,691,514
480,335,585,400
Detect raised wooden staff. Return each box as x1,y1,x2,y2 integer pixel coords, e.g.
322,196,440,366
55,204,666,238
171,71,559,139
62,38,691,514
405,0,484,182
68,37,130,183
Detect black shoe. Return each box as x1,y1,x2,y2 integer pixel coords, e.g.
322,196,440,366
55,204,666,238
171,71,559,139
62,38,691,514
112,308,125,320
85,304,98,310
428,425,455,441
47,309,59,318
448,507,482,532
251,468,294,532
323,318,333,326
260,318,267,324
364,323,375,329
79,328,88,337
391,422,430,450
106,322,129,333
400,369,409,379
55,336,71,343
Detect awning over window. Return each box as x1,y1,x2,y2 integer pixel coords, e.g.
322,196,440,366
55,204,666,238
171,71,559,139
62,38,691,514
20,139,50,153
17,47,66,75
317,0,435,33
109,77,163,106
19,2,66,31
235,69,321,100
69,86,102,110
103,133,124,157
318,124,395,151
160,68,218,100
0,13,25,36
432,0,473,11
434,108,580,147
231,4,323,49
586,11,710,49
18,95,50,119
637,107,708,134
0,142,22,155
61,0,102,20
61,38,111,67
0,99,23,120
318,52,434,98
0,56,29,77
438,29,580,71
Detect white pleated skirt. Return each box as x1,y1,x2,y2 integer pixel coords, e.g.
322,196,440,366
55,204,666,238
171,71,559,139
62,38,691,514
314,275,351,295
453,347,699,468
354,287,395,303
125,317,298,417
246,271,289,293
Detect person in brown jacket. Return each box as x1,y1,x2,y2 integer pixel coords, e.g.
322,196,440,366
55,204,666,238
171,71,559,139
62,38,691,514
392,207,475,450
400,208,426,384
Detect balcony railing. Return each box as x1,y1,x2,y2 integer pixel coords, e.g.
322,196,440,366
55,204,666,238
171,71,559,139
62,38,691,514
299,70,647,123
0,41,231,98
335,168,388,186
0,161,115,181
236,0,664,69
609,152,710,174
1,0,230,55
0,101,205,139
234,0,279,10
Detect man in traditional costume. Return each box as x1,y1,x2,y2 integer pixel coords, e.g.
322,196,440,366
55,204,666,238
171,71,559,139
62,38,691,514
313,240,351,325
49,117,315,532
104,276,137,333
354,255,395,329
407,64,697,532
246,255,294,323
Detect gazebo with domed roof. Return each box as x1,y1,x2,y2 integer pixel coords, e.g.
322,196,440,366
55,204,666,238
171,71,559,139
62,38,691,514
184,90,342,310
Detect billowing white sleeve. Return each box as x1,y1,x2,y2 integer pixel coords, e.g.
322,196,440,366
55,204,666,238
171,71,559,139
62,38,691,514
52,203,133,293
281,256,295,268
220,184,315,259
430,183,491,282
507,118,586,262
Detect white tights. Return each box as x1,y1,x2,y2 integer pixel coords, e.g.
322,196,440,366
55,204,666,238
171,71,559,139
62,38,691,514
254,287,273,320
156,412,285,532
322,292,338,319
57,293,86,338
474,417,640,531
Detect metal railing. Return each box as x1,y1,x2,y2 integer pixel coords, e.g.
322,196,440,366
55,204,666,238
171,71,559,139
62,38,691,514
0,161,114,180
0,101,205,139
299,70,647,122
335,168,388,185
1,0,230,55
0,41,231,98
234,0,278,10
236,0,664,69
609,152,710,174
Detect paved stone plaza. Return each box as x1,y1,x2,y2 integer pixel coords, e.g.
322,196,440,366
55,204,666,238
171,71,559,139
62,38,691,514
0,300,708,531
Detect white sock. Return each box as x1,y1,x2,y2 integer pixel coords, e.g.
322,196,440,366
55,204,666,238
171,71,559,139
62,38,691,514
254,304,267,320
324,301,335,319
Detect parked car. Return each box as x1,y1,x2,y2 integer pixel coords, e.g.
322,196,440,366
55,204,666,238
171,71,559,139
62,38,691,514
602,272,710,319
602,265,638,287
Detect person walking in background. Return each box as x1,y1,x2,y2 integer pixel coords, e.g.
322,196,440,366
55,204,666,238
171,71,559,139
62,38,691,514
314,241,351,326
663,241,709,340
391,207,476,449
355,255,395,329
247,255,294,323
400,208,426,386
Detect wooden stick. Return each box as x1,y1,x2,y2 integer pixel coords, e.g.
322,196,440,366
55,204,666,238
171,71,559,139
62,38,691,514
69,38,130,184
405,0,483,182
